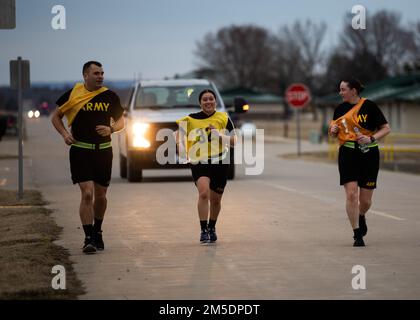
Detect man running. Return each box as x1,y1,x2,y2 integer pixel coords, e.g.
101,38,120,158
51,61,125,254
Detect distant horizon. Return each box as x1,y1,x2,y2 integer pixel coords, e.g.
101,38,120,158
0,76,197,90
2,72,420,94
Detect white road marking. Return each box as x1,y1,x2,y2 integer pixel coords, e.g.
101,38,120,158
369,210,405,221
254,179,406,221
257,180,338,205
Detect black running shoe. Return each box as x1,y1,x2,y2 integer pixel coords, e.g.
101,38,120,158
353,228,365,247
208,227,217,243
94,230,104,250
359,215,368,236
83,236,97,254
200,229,209,243
353,238,365,247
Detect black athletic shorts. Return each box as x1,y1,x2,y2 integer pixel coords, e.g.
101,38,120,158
191,163,229,194
69,146,113,187
338,144,380,189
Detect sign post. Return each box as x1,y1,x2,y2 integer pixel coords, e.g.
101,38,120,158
10,57,30,199
0,0,16,29
285,83,312,156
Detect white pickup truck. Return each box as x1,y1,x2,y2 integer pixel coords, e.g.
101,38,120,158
118,79,248,182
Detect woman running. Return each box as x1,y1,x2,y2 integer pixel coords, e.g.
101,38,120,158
329,79,391,247
176,89,236,244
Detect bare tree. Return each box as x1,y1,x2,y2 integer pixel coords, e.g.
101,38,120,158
408,21,420,70
321,49,387,95
340,10,415,75
195,25,276,89
413,21,420,54
274,20,327,94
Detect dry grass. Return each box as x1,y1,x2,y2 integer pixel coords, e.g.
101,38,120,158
0,189,85,299
0,189,45,206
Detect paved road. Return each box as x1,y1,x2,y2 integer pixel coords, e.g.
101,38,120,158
2,117,420,299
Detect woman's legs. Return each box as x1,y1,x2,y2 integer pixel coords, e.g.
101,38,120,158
196,177,211,243
358,187,374,236
207,191,223,242
209,190,223,222
359,188,374,216
344,181,367,246
344,181,359,229
196,176,211,221
194,163,227,243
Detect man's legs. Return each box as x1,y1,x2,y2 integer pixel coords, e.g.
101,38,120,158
78,181,96,253
79,181,94,225
93,182,108,220
93,183,108,250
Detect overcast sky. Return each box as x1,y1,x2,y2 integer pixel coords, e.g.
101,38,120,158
1,0,419,85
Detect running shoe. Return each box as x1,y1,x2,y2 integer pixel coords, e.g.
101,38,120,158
94,230,104,251
208,227,217,243
353,238,366,247
200,229,210,243
353,228,365,247
83,236,97,254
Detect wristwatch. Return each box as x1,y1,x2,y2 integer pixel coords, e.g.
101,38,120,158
370,136,376,143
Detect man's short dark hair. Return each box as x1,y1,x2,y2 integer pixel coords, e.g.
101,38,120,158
82,61,102,74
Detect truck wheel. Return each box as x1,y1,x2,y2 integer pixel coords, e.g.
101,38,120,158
127,154,143,182
227,163,235,180
120,154,127,178
227,148,235,180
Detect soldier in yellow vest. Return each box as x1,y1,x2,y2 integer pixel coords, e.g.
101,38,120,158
329,79,390,247
51,61,125,254
176,89,237,244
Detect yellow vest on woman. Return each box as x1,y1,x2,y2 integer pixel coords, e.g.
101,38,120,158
176,111,229,163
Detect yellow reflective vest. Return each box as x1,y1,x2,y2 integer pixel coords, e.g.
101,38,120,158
176,111,229,163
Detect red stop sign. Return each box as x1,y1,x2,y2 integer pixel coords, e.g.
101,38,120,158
285,83,311,109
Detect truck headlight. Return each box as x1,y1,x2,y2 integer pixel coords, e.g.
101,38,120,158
132,122,151,148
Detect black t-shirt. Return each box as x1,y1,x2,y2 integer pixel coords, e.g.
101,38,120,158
333,99,388,131
188,111,235,133
56,88,124,143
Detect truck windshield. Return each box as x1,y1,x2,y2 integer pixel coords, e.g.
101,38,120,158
134,85,214,109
